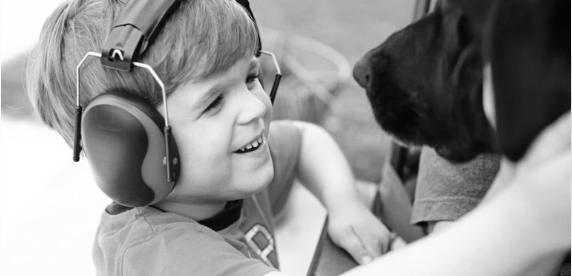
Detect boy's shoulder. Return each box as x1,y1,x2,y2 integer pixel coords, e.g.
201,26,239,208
94,205,276,276
268,120,303,150
94,206,238,275
97,205,223,244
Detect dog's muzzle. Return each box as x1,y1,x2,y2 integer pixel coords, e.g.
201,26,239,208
353,57,371,89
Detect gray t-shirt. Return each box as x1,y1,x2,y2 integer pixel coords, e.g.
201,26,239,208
93,121,302,276
411,146,500,225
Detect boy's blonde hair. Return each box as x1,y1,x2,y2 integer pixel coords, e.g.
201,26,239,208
26,0,258,147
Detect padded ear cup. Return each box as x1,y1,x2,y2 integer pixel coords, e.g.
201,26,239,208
81,91,180,207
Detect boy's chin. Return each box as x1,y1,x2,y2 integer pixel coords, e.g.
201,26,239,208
233,172,274,199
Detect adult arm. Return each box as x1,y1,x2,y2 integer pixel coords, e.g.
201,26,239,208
342,113,571,276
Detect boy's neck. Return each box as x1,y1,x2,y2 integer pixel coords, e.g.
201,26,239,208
153,200,226,221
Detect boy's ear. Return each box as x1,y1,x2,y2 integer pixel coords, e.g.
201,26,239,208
487,0,570,162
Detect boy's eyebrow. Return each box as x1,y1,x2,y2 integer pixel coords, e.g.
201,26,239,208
194,59,259,110
194,79,232,109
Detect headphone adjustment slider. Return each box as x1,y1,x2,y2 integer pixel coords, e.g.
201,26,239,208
101,26,144,72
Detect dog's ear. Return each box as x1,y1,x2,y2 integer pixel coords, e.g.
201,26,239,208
438,3,484,88
485,0,570,162
441,5,468,53
452,0,496,28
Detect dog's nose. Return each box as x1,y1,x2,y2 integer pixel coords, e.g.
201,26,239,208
353,57,371,88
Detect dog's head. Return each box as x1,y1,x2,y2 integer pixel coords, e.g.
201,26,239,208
353,0,497,162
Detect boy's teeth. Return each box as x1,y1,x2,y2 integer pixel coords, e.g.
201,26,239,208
236,136,264,153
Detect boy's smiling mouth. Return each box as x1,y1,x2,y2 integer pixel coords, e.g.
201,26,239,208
234,134,264,154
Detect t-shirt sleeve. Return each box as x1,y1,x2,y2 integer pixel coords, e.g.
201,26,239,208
122,225,276,276
266,120,303,216
410,146,500,225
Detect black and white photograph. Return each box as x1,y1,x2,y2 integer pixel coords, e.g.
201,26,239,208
1,0,569,275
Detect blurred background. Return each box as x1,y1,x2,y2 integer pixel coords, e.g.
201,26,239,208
1,0,416,275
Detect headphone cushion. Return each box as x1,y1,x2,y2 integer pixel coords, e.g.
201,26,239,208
82,91,178,207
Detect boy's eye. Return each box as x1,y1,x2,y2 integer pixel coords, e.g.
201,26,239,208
204,95,224,114
246,73,260,89
246,74,259,83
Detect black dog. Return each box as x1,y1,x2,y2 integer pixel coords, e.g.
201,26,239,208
353,0,570,163
353,0,497,162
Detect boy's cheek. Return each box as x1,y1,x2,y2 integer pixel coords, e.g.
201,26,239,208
263,117,271,140
263,96,273,136
265,107,273,127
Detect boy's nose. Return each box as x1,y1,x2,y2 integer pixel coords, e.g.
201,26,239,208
237,91,268,125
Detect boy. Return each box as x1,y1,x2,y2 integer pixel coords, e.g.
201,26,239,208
26,0,392,275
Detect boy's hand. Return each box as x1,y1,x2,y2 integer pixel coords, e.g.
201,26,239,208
327,200,392,265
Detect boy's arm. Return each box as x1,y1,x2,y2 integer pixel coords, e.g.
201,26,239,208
290,121,392,264
289,120,360,217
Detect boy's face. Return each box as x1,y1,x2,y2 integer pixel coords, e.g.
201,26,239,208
158,56,274,204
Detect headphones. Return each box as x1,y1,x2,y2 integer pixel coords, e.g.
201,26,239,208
72,0,266,207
